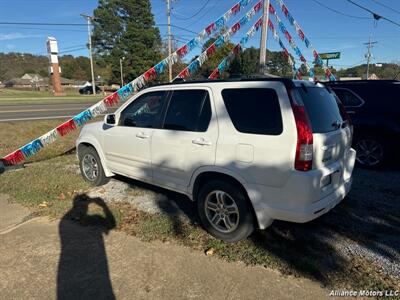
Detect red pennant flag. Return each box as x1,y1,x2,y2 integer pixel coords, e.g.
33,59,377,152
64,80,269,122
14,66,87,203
231,3,240,14
178,68,190,79
298,29,305,41
325,68,332,77
3,149,25,166
206,44,217,56
284,31,292,42
56,119,77,137
296,71,302,80
231,22,241,34
255,18,263,29
176,45,189,58
268,19,274,30
104,93,120,107
143,67,157,81
282,5,289,16
205,23,216,35
313,50,319,60
209,69,219,80
268,4,275,14
254,2,263,12
282,49,289,59
300,55,306,63
233,44,241,55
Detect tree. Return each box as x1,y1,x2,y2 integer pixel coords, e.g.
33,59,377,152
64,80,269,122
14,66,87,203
92,0,162,84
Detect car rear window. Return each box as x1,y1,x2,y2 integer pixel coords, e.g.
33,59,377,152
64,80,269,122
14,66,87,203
221,88,283,135
298,86,343,133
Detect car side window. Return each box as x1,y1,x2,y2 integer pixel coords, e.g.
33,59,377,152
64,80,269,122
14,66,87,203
119,91,166,128
163,90,211,132
333,88,364,107
221,88,283,135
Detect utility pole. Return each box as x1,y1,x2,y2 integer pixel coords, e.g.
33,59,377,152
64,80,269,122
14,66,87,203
259,0,270,74
364,37,377,80
81,14,96,94
167,0,173,81
120,57,125,87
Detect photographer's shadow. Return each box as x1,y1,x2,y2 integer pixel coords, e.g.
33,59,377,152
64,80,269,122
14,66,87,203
57,195,116,300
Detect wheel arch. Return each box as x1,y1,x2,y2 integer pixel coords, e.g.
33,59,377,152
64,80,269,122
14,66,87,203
190,168,262,228
77,139,114,177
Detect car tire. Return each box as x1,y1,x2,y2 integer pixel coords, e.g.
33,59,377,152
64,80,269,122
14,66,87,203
197,180,254,242
78,146,110,186
354,136,386,169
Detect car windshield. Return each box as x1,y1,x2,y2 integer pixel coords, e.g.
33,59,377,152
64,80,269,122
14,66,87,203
298,86,343,133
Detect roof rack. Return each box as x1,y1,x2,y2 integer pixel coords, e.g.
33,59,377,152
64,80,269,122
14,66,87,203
149,74,293,88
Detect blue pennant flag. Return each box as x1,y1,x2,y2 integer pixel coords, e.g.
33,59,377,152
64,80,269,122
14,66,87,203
239,15,248,27
288,14,295,25
188,60,200,74
155,60,168,75
117,84,133,101
187,38,199,51
21,139,44,158
73,110,93,127
215,17,225,29
214,36,224,48
304,38,311,48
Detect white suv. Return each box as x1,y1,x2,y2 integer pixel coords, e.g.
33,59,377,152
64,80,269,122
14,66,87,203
77,78,356,242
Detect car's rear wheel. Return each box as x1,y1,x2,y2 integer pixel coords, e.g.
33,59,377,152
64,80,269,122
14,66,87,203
354,137,385,168
78,146,110,186
197,180,254,242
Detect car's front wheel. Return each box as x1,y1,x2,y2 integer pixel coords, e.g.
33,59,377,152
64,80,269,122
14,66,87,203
197,180,254,242
78,146,110,186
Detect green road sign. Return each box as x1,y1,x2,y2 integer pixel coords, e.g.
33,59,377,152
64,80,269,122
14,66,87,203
319,52,341,60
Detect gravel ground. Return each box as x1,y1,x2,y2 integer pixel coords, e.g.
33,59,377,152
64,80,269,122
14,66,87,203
82,166,400,283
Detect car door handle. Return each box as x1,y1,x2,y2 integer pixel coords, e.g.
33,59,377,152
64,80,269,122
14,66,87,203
192,138,212,146
136,132,149,139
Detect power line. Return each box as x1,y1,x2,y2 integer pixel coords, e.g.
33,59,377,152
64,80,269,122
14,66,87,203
0,22,86,26
172,0,211,20
311,0,371,19
370,0,400,15
346,0,400,27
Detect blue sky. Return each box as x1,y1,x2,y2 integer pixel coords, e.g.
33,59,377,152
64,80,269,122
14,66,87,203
0,0,399,70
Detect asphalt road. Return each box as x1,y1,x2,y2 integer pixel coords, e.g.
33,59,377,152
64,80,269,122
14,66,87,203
0,102,118,122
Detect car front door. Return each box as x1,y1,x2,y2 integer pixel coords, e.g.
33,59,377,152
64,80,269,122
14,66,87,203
151,88,218,192
103,91,167,181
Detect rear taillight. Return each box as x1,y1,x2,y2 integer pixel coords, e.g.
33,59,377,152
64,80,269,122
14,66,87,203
288,89,313,171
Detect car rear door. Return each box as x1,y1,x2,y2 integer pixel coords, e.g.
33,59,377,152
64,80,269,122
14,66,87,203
151,88,218,192
298,85,354,195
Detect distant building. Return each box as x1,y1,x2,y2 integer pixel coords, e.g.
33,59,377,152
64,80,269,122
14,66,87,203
5,73,49,90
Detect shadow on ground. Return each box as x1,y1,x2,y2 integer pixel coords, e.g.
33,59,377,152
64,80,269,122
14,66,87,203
57,195,116,300
115,165,400,288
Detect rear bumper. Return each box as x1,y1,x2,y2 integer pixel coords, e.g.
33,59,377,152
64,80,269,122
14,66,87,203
246,148,356,229
266,177,352,223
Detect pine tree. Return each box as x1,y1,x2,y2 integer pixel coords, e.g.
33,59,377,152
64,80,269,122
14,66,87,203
92,0,162,84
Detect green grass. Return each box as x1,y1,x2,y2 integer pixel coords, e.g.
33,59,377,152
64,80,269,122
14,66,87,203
0,88,103,105
0,119,80,162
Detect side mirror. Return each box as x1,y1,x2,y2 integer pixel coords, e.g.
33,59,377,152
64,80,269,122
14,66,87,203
104,114,116,126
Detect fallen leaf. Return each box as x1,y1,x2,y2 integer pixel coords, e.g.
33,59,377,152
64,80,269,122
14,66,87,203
205,248,215,256
58,193,66,200
38,201,48,208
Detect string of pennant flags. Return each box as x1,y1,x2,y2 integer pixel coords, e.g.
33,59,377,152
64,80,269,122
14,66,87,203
1,0,334,167
269,3,315,80
176,2,263,80
209,17,264,79
1,0,256,166
275,0,336,81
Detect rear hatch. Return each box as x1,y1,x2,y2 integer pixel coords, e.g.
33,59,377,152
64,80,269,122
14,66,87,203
297,83,353,191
